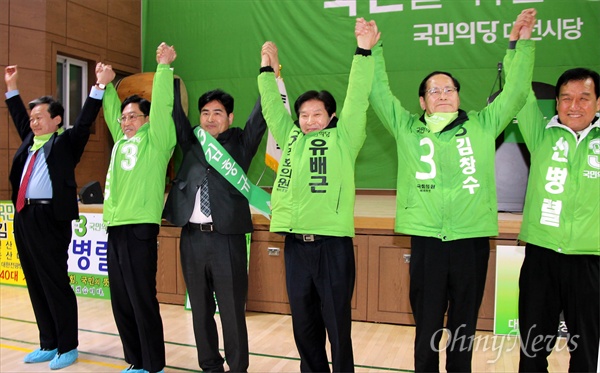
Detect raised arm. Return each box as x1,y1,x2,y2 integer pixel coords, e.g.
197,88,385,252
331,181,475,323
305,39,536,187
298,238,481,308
502,8,537,71
171,77,195,149
68,62,115,160
335,18,377,154
96,61,115,90
240,96,267,166
4,65,31,140
511,8,536,41
258,41,295,145
479,8,536,137
261,41,280,78
505,9,545,149
4,65,18,92
368,24,413,137
156,42,177,66
149,42,177,151
102,63,125,142
355,17,380,50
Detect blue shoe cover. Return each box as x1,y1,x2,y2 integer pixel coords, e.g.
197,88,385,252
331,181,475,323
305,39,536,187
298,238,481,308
49,348,78,370
24,348,57,363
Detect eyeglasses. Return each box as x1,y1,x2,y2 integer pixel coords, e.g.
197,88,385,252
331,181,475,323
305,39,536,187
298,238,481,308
118,113,146,123
426,87,458,98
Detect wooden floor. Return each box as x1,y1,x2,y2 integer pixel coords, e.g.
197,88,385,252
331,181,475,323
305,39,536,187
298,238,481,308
1,285,572,372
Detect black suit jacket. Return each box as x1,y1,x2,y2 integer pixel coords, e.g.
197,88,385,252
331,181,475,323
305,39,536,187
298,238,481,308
162,96,267,235
7,94,102,221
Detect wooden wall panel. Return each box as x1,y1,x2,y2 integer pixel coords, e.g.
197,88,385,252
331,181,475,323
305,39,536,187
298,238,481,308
46,31,68,46
156,231,178,293
352,235,369,321
8,28,49,71
66,2,108,48
108,0,141,26
0,111,7,202
156,226,186,304
107,17,140,58
7,0,47,31
0,0,8,25
0,16,6,199
6,113,19,154
0,148,9,198
105,50,141,72
0,25,8,65
0,108,7,149
71,0,107,14
247,230,290,314
46,0,68,37
62,39,104,59
0,106,8,197
367,235,414,325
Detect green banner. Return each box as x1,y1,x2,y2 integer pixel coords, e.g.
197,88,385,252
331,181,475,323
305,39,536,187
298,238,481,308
141,0,600,189
494,245,525,335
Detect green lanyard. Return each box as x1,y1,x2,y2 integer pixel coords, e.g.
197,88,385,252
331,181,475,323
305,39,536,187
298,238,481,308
193,127,271,218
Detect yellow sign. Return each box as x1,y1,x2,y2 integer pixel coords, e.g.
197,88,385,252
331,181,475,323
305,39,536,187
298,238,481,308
0,201,25,286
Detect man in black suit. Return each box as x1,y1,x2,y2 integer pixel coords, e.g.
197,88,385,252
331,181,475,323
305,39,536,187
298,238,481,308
4,64,112,370
163,89,266,372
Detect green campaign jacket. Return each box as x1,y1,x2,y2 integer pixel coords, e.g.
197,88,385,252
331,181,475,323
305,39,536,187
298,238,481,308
369,39,535,241
102,64,176,226
258,54,374,237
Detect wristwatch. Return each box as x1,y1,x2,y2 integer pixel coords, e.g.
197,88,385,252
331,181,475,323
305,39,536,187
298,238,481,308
96,82,106,90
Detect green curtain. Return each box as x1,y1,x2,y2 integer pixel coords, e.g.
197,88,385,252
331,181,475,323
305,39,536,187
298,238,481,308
141,0,600,189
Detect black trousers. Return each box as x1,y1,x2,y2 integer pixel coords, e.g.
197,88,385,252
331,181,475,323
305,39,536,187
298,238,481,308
179,225,249,372
519,244,599,373
409,236,490,373
14,204,78,353
107,224,165,372
284,235,355,373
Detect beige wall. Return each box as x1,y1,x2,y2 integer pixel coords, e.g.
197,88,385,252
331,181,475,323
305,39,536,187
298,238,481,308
0,0,142,200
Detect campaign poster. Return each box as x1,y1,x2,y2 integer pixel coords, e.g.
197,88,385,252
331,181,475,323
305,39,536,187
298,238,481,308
0,202,110,299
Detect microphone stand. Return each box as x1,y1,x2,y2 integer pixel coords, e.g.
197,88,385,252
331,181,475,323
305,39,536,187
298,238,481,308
487,62,503,104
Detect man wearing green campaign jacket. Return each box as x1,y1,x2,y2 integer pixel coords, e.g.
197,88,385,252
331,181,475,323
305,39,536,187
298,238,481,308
365,10,536,372
257,20,377,372
101,43,177,373
514,67,600,372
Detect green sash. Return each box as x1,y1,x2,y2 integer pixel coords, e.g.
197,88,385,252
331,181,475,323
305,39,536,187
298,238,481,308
193,127,271,218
